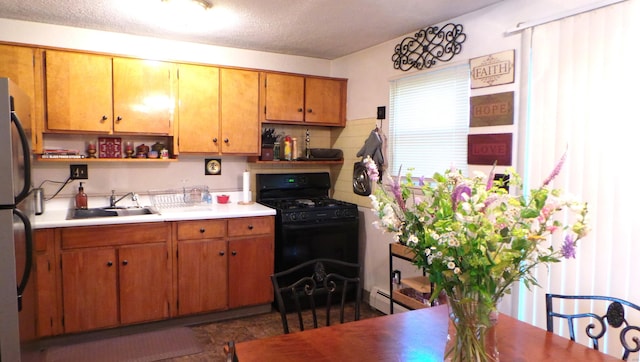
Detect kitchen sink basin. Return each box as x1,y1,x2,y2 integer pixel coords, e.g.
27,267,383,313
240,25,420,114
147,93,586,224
68,206,156,220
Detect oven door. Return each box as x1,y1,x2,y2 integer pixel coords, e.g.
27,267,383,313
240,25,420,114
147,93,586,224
277,218,359,272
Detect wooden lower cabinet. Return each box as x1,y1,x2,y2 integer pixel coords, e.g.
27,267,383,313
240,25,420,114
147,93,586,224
175,219,228,315
59,223,171,333
228,235,274,308
19,228,61,341
175,216,274,314
31,216,274,336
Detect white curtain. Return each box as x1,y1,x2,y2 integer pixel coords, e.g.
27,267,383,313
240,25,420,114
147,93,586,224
518,0,640,356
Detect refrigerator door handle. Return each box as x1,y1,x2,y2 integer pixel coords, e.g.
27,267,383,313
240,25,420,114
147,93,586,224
11,111,31,205
13,208,32,312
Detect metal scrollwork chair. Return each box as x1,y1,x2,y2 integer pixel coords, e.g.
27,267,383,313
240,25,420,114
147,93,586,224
271,258,362,334
546,293,640,360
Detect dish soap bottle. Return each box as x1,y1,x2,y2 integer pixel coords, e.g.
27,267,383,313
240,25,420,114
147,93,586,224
75,182,88,209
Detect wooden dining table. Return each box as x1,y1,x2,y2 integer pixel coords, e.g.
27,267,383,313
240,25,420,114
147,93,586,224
234,305,619,361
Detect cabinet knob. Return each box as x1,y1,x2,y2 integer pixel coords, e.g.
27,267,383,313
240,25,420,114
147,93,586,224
231,251,237,256
297,108,303,112
101,115,108,122
247,224,254,230
116,116,122,123
200,228,206,233
106,261,113,267
122,260,128,266
307,109,313,113
219,251,225,256
212,138,218,143
224,138,229,143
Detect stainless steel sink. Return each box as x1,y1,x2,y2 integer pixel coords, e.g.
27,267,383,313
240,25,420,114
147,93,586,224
68,206,156,219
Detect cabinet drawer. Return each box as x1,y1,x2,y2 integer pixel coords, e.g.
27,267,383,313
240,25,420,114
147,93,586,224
61,223,169,249
177,219,226,240
228,216,274,237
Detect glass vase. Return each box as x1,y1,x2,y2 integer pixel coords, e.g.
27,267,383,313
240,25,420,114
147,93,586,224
445,295,499,362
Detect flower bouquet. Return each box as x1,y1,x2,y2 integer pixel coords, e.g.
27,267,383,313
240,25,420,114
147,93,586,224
365,154,589,362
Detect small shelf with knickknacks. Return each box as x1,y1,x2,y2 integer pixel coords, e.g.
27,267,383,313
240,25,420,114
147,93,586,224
37,134,176,162
389,243,445,313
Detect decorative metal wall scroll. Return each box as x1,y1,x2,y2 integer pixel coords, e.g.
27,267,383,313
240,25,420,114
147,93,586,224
392,23,466,71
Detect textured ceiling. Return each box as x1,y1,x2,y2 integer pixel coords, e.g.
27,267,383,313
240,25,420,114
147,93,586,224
0,0,505,59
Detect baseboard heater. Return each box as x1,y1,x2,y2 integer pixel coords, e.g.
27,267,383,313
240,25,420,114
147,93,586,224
370,286,409,315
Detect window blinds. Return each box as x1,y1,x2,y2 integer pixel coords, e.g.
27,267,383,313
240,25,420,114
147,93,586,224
388,63,470,178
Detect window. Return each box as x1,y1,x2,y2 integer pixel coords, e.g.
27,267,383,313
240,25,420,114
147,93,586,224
388,63,470,178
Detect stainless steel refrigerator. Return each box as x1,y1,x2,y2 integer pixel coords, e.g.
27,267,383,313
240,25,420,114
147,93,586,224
0,78,34,362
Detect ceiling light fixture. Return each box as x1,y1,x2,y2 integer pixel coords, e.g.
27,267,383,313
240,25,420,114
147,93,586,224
161,0,213,10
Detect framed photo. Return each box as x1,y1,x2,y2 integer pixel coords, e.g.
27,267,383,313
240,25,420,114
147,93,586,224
470,50,515,89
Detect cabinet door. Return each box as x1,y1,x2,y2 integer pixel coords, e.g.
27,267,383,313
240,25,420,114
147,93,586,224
228,235,274,308
113,57,173,134
33,229,61,338
304,77,346,126
220,68,260,154
177,239,227,315
44,50,113,132
61,248,118,333
119,243,171,325
0,45,37,139
263,73,304,123
177,64,220,153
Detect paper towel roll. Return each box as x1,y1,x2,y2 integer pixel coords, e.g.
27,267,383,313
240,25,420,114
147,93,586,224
242,171,251,203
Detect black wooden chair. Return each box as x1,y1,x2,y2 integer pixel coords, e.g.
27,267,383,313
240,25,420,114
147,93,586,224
271,258,362,334
546,293,640,360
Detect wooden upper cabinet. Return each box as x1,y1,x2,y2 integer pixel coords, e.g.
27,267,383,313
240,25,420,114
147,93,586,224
304,77,346,126
177,64,220,153
0,45,37,134
262,72,346,127
44,50,113,133
220,68,260,154
112,57,173,134
263,73,305,122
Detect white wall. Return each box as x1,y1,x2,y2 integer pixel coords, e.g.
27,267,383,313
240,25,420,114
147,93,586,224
331,0,608,313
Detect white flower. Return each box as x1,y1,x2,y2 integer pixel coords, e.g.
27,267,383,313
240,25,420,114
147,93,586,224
454,267,461,274
447,261,456,270
407,234,419,245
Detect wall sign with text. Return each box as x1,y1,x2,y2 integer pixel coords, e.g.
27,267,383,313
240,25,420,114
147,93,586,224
467,133,512,166
470,92,514,127
470,50,515,89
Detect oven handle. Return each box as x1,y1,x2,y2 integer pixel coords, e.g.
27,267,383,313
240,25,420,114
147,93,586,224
281,218,358,231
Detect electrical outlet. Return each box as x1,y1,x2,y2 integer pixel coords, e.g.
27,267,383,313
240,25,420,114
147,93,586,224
70,164,88,179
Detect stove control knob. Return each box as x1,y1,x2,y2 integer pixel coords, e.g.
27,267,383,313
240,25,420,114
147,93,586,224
290,213,297,221
299,212,307,220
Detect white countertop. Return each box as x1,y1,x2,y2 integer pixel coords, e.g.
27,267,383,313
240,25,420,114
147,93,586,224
35,192,276,229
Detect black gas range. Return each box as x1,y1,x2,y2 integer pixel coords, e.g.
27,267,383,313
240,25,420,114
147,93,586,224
256,172,359,270
256,172,360,310
256,173,359,224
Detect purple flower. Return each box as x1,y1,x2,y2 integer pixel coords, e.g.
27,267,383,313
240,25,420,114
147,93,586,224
363,157,379,182
542,148,567,186
451,184,471,210
561,234,576,259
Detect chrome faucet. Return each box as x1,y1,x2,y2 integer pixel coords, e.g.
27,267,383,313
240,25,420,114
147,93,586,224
110,190,138,208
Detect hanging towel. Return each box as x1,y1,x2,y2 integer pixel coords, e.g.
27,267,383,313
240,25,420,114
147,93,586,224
356,130,384,171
